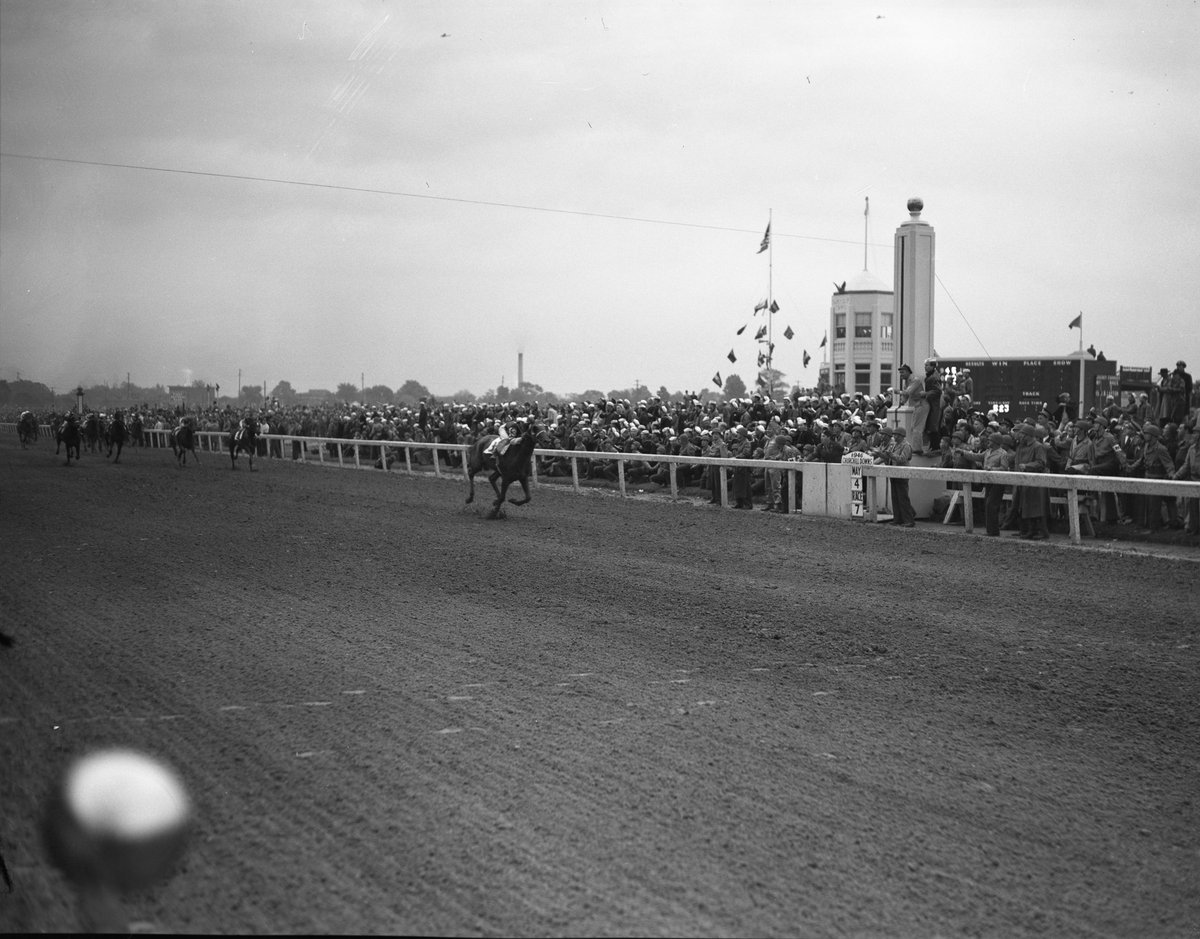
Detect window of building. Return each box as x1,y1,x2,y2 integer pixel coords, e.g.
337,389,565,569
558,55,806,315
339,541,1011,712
834,313,846,339
833,368,846,393
880,313,894,339
855,364,871,394
880,366,894,392
854,312,872,338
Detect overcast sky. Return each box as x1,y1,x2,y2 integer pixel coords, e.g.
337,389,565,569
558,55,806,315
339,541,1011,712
2,0,1197,398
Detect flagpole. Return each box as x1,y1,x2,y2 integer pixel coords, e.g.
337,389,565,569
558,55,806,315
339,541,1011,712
767,208,773,379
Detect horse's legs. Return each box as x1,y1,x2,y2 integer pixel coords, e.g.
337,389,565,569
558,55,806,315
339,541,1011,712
465,467,477,504
509,477,532,506
489,478,513,518
488,469,503,500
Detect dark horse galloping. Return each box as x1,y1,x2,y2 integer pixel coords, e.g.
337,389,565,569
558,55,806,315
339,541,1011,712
56,415,82,465
82,412,104,454
465,423,537,519
105,412,130,463
228,417,259,470
170,421,199,467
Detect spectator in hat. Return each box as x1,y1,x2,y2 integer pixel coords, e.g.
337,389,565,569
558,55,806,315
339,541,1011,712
1172,426,1200,535
896,363,925,452
762,433,801,512
1064,419,1096,475
1162,361,1192,426
1176,360,1193,408
729,425,755,509
1011,423,1050,540
960,428,1013,535
704,429,730,505
1050,392,1074,428
873,426,915,527
1131,422,1179,530
922,360,946,454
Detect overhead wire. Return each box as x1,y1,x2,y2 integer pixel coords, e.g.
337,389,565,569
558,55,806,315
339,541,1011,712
0,151,868,247
1,150,990,358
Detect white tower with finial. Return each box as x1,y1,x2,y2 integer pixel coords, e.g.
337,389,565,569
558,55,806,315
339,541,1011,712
893,197,936,374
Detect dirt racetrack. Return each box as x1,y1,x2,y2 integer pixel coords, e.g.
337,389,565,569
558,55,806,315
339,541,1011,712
1,438,1197,937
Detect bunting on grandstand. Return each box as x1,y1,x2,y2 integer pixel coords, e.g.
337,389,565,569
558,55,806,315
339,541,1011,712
754,325,767,340
727,349,737,363
754,299,768,313
783,325,794,340
737,324,747,335
769,299,779,314
712,372,722,388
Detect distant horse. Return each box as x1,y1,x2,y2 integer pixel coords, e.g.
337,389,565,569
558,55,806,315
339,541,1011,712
465,423,537,519
228,417,259,470
17,412,38,448
105,413,130,463
82,413,104,454
170,422,199,467
56,416,82,465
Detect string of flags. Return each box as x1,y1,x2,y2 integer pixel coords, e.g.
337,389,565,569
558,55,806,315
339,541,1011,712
711,219,827,391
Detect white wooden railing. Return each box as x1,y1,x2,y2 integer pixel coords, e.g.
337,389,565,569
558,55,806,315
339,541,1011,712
7,424,1197,546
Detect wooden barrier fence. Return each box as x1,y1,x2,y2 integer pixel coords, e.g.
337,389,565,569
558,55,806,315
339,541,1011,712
6,424,1198,546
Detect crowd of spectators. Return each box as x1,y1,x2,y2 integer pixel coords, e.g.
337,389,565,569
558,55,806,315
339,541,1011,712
5,356,1196,535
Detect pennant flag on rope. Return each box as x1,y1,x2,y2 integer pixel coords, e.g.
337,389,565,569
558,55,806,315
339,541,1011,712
819,331,828,348
727,349,737,363
754,299,768,313
803,350,811,367
712,372,722,388
754,325,767,340
757,221,771,254
736,324,747,335
769,342,775,353
783,325,794,340
1068,312,1082,329
757,353,766,367
769,299,780,313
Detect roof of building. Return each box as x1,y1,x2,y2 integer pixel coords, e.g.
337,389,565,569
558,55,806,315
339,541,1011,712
845,269,891,293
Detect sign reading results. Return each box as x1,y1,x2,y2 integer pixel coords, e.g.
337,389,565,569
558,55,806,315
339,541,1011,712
842,451,874,518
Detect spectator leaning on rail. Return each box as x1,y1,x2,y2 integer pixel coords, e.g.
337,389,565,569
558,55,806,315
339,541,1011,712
762,433,801,512
962,428,1013,536
1064,418,1096,475
872,426,915,527
1010,423,1050,540
1173,424,1200,535
1130,422,1180,531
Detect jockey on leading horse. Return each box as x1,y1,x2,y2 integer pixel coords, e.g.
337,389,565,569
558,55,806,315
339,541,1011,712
484,418,525,460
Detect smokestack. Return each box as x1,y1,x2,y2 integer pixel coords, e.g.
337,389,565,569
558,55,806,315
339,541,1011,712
518,352,524,390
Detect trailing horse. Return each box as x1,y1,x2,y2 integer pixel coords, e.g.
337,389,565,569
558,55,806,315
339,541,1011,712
465,423,537,519
228,417,259,470
170,421,199,467
105,413,130,463
56,415,82,465
17,411,38,448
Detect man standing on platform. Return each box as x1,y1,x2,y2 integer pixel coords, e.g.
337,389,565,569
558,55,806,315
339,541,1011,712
898,364,925,450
